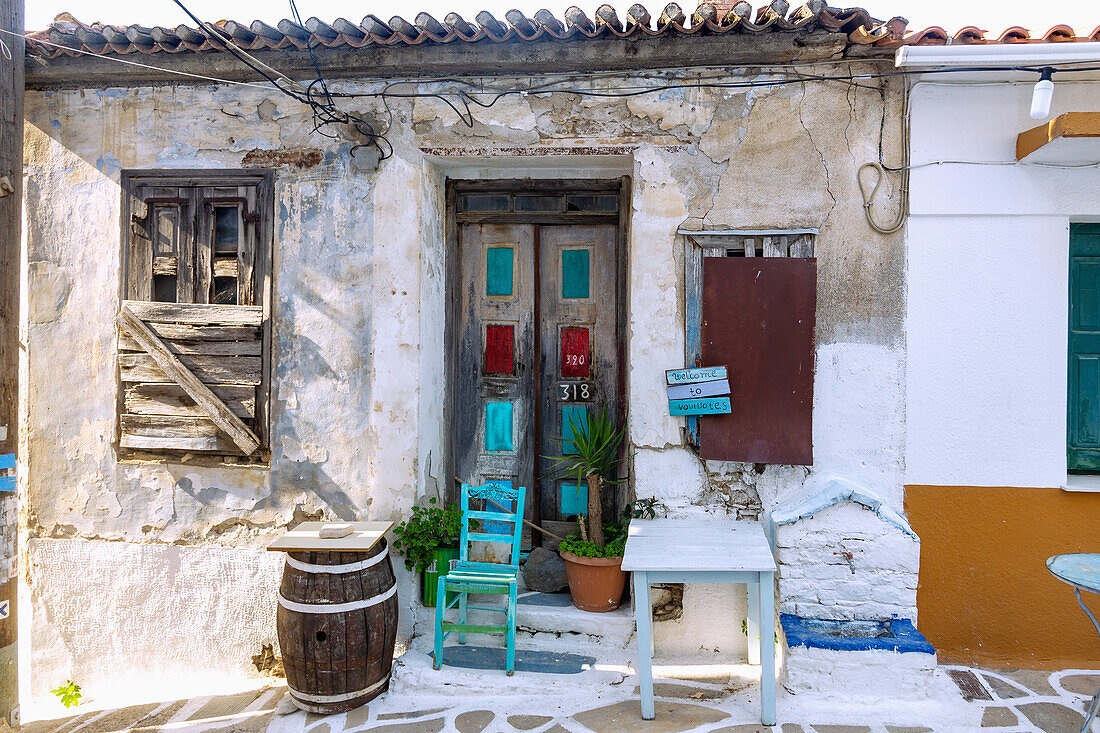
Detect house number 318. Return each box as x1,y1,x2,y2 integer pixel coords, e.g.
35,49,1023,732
559,383,592,401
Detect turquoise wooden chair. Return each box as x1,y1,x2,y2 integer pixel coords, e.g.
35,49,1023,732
433,481,525,675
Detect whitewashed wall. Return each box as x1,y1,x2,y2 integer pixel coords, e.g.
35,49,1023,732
21,67,908,698
906,80,1100,488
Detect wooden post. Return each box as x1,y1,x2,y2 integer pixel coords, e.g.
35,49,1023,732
0,0,23,725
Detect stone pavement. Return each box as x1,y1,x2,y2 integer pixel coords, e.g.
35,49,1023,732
15,666,1097,733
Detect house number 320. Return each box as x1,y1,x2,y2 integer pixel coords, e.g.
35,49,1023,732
559,383,592,401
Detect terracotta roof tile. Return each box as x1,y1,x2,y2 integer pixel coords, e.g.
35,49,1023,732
24,3,1100,59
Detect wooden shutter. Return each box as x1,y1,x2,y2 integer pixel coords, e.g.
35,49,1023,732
699,257,816,464
120,171,272,458
1068,223,1100,471
117,301,263,455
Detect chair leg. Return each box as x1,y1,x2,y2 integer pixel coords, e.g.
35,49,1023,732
506,584,517,676
458,590,468,644
433,575,447,670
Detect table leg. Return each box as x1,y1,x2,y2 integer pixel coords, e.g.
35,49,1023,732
633,570,655,720
747,581,760,666
759,570,776,726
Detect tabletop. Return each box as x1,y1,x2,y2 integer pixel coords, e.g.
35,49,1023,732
621,518,777,573
1047,553,1100,594
267,521,394,553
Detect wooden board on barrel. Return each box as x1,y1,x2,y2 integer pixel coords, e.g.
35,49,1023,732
269,522,397,714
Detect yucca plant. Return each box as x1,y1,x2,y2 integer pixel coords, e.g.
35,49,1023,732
545,406,626,548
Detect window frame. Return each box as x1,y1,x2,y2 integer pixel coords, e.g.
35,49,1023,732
119,169,275,463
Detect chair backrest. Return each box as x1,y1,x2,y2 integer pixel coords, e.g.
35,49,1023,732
459,481,525,567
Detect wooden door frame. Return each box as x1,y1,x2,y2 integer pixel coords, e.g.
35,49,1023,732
443,178,631,542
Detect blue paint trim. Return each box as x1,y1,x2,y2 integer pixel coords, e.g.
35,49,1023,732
0,454,14,470
0,477,13,493
780,613,935,654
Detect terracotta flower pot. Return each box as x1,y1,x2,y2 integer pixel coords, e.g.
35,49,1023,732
560,549,626,612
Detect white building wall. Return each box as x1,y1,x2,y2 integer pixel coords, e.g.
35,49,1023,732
21,66,910,698
906,80,1100,488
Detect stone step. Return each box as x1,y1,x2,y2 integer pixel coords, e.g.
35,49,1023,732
389,643,634,698
412,591,636,647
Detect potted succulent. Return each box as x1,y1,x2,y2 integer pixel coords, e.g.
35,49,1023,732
546,407,631,612
392,497,467,607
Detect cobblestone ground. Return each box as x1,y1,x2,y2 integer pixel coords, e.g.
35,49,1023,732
15,667,1098,733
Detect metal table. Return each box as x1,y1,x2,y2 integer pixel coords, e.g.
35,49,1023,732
1046,553,1100,733
622,518,778,725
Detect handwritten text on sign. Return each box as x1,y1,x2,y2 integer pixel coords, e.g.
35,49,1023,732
666,366,731,415
669,397,731,415
667,379,730,400
666,366,727,385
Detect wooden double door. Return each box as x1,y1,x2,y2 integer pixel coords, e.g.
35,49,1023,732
452,217,621,535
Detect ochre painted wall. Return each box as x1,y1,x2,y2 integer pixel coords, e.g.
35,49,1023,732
906,485,1100,669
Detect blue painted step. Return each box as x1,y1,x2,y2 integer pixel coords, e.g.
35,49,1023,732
430,646,596,675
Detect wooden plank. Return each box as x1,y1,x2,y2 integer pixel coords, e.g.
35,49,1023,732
118,305,261,454
141,322,260,342
119,414,243,452
789,234,814,258
666,378,730,400
196,188,214,303
666,365,727,385
212,258,238,278
118,333,261,356
125,183,153,301
123,300,263,326
119,353,262,385
763,236,782,258
125,383,255,419
267,521,394,553
152,256,178,276
239,185,256,306
668,396,731,415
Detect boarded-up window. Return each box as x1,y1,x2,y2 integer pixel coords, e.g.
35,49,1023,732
120,171,273,461
699,257,816,464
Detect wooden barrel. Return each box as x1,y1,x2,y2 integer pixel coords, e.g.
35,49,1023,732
276,538,398,713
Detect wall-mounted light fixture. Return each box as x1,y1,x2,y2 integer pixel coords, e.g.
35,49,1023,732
1030,68,1055,120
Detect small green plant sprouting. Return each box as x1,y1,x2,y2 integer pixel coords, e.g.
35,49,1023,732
51,680,82,708
391,497,467,574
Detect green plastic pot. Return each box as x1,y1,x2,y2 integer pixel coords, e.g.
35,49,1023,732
421,546,460,607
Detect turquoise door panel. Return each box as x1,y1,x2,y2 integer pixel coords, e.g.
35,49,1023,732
485,402,514,451
560,482,588,516
561,249,590,299
486,247,514,296
561,405,588,454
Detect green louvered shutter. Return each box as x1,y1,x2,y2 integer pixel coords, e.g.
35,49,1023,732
1068,223,1100,472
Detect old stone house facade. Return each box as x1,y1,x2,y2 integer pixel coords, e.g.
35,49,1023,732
16,1,1024,702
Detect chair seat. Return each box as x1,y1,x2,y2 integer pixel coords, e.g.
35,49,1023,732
449,560,519,583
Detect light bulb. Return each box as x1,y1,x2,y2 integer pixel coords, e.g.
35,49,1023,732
1030,68,1054,120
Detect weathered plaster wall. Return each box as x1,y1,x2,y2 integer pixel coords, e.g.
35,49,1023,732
22,63,907,694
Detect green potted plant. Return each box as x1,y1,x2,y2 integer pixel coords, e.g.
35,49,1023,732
392,497,466,607
546,407,632,612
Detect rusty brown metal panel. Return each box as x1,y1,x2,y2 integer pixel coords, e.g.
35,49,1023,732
700,257,816,465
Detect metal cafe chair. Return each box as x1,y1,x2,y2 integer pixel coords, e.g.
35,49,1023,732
433,481,526,675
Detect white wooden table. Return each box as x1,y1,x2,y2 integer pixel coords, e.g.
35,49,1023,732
622,518,778,725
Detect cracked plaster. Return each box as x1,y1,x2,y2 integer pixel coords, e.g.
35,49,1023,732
21,65,908,691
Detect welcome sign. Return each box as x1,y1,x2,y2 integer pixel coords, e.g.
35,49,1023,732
666,366,731,415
